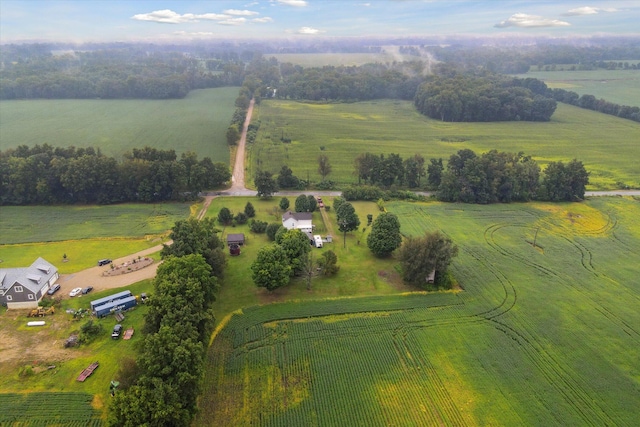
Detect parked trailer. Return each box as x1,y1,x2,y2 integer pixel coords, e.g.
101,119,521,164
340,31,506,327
93,296,137,318
314,235,324,248
90,290,133,312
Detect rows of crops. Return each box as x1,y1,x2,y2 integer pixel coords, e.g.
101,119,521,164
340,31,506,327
250,100,640,190
0,392,104,426
198,197,640,426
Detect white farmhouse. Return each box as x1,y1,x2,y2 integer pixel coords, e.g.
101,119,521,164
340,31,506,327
282,211,313,233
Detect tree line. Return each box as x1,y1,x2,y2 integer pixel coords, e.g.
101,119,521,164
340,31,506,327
433,149,585,203
348,149,589,203
550,88,640,122
0,46,246,100
414,74,557,122
427,41,640,74
109,218,227,426
0,145,231,205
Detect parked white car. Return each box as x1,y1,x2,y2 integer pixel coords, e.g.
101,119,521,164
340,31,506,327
69,287,83,297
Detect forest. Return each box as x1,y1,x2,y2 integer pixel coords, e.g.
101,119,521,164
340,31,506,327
0,45,246,100
414,74,557,122
0,145,230,205
2,41,639,122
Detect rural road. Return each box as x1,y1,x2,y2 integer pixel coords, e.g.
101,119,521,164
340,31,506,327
56,96,639,295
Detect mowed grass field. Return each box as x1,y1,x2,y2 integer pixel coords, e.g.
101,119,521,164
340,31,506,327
522,68,640,107
0,87,239,163
249,99,640,190
197,196,640,426
0,202,196,273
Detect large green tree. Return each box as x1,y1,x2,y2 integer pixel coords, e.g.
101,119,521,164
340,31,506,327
398,231,458,288
367,213,402,257
254,170,278,198
251,245,292,291
295,194,310,212
336,201,360,248
160,218,226,278
542,159,589,201
277,229,312,276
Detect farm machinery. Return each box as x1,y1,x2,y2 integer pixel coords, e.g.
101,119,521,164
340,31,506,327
28,306,55,317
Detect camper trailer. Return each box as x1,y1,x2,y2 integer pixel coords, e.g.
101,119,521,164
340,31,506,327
314,235,323,248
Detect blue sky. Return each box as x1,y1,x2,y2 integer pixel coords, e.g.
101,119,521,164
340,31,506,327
1,1,638,43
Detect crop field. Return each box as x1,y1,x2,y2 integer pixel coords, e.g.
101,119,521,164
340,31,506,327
522,69,640,107
0,202,195,273
0,392,104,426
0,203,194,244
197,196,640,426
249,99,640,190
0,87,239,163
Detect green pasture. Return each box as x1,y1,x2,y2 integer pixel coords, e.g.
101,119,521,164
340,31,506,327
522,68,640,107
248,100,640,190
0,87,239,163
198,196,640,426
0,238,163,274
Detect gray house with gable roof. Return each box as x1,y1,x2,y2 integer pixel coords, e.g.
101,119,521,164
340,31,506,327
0,257,59,309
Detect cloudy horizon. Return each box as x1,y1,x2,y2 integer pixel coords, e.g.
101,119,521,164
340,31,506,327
1,0,638,44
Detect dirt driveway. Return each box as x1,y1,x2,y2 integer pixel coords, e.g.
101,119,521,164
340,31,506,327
57,245,165,298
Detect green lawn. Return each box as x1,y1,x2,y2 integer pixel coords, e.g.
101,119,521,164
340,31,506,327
0,87,239,163
249,100,640,190
198,196,640,426
522,68,640,107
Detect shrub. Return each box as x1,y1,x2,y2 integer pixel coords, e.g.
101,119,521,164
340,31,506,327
235,212,248,225
249,219,268,233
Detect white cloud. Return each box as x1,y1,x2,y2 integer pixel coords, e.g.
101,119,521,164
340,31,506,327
274,0,308,7
197,13,232,21
132,10,229,24
252,17,274,23
297,26,324,34
219,18,247,26
174,31,215,37
494,13,571,28
563,7,618,16
223,9,259,16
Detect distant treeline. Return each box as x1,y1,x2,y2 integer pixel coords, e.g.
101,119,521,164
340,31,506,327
414,75,557,122
0,145,231,205
273,62,424,101
0,47,246,100
350,149,589,203
549,88,640,122
428,43,640,74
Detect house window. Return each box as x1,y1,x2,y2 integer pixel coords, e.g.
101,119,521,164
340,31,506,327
14,286,23,293
28,294,34,300
6,295,12,301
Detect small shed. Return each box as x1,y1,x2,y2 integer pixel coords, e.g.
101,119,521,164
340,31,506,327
229,244,241,256
226,233,245,246
427,269,436,284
